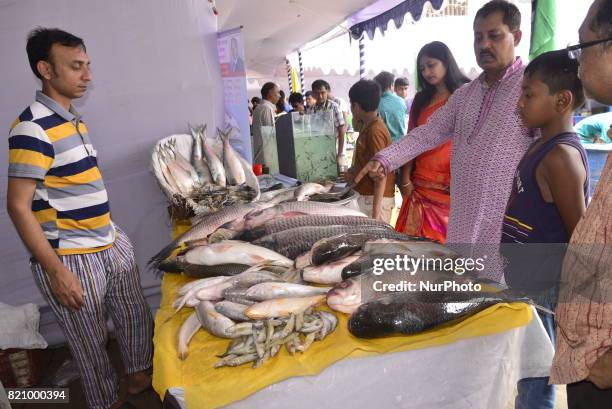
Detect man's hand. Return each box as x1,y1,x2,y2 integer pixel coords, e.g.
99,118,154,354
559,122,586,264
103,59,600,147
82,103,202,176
588,350,612,390
7,177,85,311
354,160,385,184
48,266,85,311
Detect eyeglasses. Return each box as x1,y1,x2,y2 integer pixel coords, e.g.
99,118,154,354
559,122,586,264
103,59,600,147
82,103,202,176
567,37,612,59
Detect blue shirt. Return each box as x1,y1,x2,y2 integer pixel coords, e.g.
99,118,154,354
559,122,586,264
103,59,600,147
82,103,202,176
378,91,407,143
574,113,612,144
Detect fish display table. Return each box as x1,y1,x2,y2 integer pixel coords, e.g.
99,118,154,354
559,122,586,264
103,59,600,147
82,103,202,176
153,272,554,409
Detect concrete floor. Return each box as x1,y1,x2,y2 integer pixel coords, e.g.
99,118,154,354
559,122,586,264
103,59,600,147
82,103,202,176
11,340,162,409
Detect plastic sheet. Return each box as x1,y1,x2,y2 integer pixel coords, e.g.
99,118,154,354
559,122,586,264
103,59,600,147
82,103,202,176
0,302,47,350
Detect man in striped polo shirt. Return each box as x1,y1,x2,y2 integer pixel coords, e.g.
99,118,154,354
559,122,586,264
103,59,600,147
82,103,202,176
6,28,152,409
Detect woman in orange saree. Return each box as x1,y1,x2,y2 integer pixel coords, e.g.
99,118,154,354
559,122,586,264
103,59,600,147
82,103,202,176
395,42,469,243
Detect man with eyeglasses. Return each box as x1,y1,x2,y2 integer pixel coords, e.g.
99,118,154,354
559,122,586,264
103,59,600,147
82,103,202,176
551,1,612,407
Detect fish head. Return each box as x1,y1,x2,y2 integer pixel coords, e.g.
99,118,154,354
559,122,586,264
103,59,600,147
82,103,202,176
326,278,362,314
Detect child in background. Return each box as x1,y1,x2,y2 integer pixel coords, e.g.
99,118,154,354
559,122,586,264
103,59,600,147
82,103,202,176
342,80,395,222
502,50,589,409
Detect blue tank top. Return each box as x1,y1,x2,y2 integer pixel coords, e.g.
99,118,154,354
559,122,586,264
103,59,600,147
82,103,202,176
501,132,589,244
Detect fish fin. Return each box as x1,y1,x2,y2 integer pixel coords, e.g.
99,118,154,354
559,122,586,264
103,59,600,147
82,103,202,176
148,238,185,268
158,258,184,273
182,238,208,251
237,225,264,241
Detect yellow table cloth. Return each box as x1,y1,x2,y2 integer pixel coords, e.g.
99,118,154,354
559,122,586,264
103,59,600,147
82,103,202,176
152,222,533,409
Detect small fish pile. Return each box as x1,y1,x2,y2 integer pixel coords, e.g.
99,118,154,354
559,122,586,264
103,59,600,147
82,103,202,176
215,310,337,368
174,269,335,367
151,124,258,217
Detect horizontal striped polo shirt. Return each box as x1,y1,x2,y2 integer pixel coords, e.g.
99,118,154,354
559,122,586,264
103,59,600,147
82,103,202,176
8,91,116,255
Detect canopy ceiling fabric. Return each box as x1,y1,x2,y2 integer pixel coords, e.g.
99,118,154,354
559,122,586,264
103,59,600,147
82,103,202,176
217,0,378,77
349,0,445,40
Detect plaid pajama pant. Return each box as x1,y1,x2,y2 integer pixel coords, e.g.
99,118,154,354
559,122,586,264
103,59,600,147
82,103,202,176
30,226,153,409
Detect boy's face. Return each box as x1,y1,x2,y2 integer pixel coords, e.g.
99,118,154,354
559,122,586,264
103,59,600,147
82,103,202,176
394,84,409,99
517,73,557,129
350,101,364,120
305,95,316,107
291,101,305,113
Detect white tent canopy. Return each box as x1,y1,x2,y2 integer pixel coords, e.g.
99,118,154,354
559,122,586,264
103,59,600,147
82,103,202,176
217,0,379,78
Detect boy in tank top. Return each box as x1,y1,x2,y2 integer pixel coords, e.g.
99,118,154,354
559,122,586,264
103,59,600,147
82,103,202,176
502,50,590,409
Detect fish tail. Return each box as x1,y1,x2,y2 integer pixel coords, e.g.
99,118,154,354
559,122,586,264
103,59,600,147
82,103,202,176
158,258,184,273
148,237,183,268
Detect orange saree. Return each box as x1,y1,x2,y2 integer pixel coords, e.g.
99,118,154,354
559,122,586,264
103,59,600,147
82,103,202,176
395,99,451,243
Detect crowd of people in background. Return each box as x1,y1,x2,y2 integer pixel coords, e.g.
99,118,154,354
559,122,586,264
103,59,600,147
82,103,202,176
248,1,612,408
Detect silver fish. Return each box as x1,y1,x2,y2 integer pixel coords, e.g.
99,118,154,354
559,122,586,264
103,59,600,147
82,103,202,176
220,128,246,185
177,312,201,360
195,301,236,338
179,241,293,268
245,295,326,319
294,182,334,201
238,215,391,242
327,267,499,315
215,301,250,322
149,202,267,267
253,225,396,260
302,253,362,284
311,232,428,266
168,140,200,185
225,201,366,232
199,125,226,187
245,282,331,301
189,124,213,185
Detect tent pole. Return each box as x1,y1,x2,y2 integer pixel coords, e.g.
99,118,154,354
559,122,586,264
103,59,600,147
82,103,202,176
286,58,293,93
359,35,366,79
298,50,305,93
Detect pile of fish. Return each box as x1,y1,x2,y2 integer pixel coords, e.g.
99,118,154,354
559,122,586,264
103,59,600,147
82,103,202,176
315,239,532,339
215,310,337,368
148,171,528,347
151,124,258,217
174,268,336,368
148,201,387,271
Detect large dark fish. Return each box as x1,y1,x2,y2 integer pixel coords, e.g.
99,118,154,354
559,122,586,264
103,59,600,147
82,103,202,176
312,232,428,266
341,253,399,280
148,202,268,267
341,245,461,280
348,290,527,338
253,225,397,260
239,215,392,242
158,260,249,278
